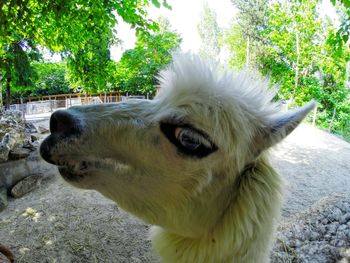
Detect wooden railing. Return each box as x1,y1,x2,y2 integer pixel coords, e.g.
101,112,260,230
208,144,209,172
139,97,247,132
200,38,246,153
27,91,122,103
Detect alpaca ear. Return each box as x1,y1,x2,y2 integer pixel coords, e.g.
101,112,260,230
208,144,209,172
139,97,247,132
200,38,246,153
255,101,316,154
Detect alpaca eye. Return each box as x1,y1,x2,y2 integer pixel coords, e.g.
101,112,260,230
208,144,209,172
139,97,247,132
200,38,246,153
160,122,218,158
175,128,201,150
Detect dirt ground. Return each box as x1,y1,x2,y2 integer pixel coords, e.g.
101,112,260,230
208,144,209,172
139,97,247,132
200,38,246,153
271,124,350,218
0,121,349,263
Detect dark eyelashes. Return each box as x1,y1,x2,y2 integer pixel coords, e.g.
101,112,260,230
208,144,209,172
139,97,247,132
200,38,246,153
159,122,218,158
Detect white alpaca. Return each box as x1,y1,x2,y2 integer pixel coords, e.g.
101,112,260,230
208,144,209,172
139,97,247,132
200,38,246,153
40,54,315,263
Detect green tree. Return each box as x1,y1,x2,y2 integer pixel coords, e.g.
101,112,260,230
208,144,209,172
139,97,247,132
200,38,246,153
229,0,269,67
65,30,116,93
329,0,350,51
197,2,221,61
262,1,349,138
224,24,248,69
0,39,41,108
115,21,181,94
32,62,70,96
5,61,71,101
0,0,168,108
261,1,324,100
226,0,350,140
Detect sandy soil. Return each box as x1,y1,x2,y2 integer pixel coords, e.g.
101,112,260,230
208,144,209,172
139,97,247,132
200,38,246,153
0,121,349,263
271,124,350,218
1,176,156,263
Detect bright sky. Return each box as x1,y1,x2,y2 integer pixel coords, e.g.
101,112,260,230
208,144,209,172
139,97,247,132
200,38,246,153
110,0,237,61
110,0,339,61
46,0,339,62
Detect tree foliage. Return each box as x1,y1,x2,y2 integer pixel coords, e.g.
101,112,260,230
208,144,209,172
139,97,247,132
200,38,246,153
115,21,181,94
0,40,41,106
65,31,116,93
6,61,71,101
0,0,160,52
225,0,350,140
229,0,269,67
32,62,70,96
0,0,167,107
329,0,350,51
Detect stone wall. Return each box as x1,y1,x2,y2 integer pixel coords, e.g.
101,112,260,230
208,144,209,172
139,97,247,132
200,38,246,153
0,110,55,211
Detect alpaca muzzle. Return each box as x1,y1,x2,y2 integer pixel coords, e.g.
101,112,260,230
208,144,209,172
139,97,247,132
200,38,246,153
40,110,83,165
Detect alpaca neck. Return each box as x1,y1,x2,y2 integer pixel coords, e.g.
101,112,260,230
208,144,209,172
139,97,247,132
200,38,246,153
151,156,283,263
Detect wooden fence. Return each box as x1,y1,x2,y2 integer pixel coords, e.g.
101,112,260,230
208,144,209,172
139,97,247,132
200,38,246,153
26,91,122,104
10,92,148,116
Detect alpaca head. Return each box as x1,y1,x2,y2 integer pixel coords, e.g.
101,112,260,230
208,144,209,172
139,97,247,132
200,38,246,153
40,54,315,238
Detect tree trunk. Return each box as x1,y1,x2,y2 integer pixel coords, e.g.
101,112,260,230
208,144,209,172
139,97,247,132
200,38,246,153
292,29,299,105
246,36,250,67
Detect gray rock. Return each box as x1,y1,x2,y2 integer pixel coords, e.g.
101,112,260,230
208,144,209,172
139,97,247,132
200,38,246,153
327,223,338,234
9,146,31,160
321,218,329,224
0,112,39,164
336,202,350,213
338,224,348,232
0,133,24,163
2,132,23,148
0,187,7,212
324,234,332,241
0,150,56,190
30,134,39,142
295,239,302,248
25,122,38,133
309,231,319,241
22,140,36,150
10,175,42,198
272,194,350,263
3,110,22,120
0,144,10,163
318,225,327,235
337,240,346,247
36,125,49,134
31,140,40,149
329,207,342,221
340,213,350,224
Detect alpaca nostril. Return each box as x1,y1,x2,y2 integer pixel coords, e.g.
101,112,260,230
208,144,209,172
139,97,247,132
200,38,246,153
50,110,82,136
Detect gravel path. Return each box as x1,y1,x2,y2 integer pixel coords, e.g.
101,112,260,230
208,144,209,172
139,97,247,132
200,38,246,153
0,121,349,262
271,124,350,217
272,193,350,263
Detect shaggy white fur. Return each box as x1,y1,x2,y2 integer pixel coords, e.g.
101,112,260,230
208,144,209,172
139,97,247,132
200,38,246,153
40,53,316,263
